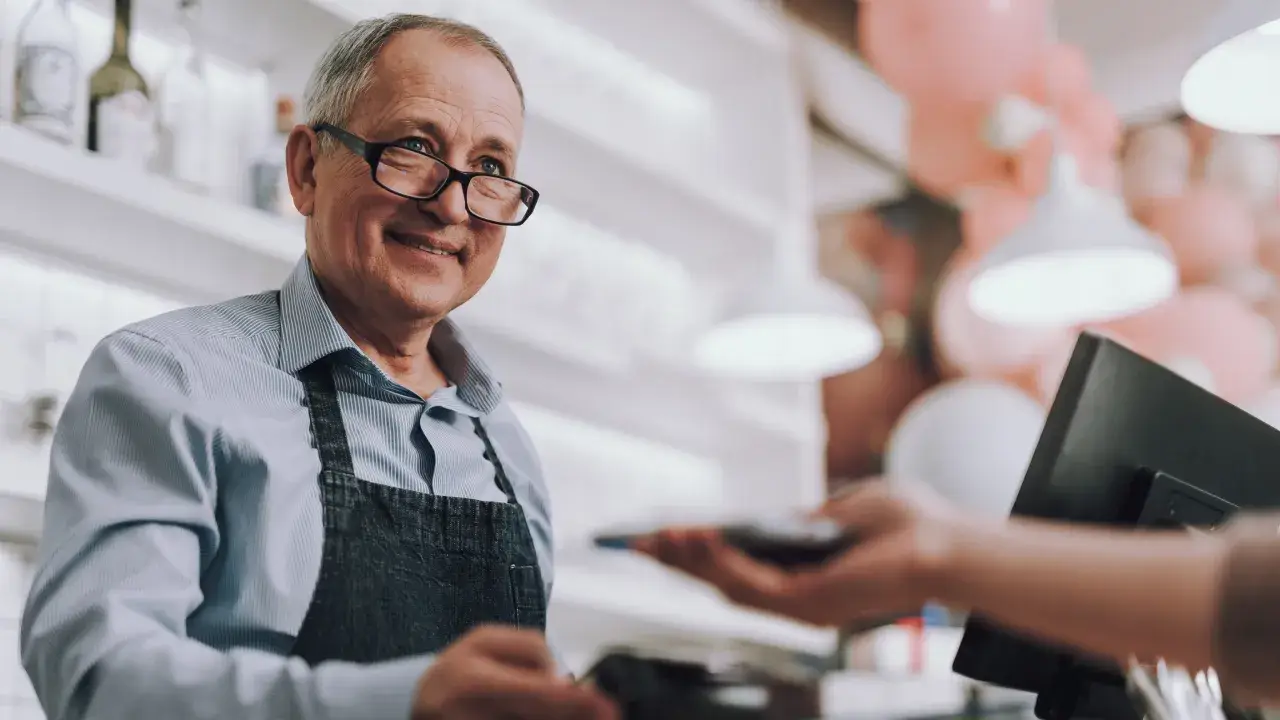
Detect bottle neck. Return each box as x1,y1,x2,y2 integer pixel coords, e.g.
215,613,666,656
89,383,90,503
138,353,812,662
111,0,132,59
179,1,200,42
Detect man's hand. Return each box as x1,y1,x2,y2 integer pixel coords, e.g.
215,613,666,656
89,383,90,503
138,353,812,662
634,479,976,626
413,626,617,720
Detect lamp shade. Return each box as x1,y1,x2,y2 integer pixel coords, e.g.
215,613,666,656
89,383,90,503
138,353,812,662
695,276,883,382
968,155,1178,328
1181,0,1280,134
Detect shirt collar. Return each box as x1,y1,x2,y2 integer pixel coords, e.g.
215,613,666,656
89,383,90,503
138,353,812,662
278,256,503,415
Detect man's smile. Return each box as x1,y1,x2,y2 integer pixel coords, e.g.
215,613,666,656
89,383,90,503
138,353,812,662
386,229,462,259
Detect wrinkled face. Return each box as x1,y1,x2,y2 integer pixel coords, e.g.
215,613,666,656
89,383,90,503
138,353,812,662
296,29,524,325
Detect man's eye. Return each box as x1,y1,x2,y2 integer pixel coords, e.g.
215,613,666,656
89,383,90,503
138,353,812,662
479,158,505,176
402,138,429,153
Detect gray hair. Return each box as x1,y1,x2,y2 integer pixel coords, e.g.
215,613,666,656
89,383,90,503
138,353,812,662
304,13,524,152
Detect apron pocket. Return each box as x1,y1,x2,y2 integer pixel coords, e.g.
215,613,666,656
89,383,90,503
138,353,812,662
508,564,546,630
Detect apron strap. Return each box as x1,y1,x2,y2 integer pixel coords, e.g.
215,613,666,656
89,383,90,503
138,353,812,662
299,359,357,476
471,417,519,505
300,354,515,503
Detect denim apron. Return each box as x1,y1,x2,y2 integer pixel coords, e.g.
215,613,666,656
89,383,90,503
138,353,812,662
288,358,547,664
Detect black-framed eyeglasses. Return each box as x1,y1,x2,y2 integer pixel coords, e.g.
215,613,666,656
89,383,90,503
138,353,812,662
314,123,539,226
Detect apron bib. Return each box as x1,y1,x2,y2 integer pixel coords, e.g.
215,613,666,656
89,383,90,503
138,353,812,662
289,358,546,665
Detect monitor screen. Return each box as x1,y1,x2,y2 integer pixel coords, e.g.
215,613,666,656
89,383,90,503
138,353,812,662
951,332,1280,720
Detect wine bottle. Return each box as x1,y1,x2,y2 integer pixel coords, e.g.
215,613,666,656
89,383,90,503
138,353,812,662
155,0,212,191
13,0,80,145
88,0,156,167
250,95,296,216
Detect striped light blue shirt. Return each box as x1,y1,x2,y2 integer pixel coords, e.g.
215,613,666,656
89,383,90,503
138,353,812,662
20,257,555,720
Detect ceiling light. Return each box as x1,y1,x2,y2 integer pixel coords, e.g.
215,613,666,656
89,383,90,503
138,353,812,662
969,155,1178,328
695,275,883,382
1181,0,1280,134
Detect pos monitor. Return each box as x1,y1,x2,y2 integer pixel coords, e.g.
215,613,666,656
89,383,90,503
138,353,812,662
951,332,1280,720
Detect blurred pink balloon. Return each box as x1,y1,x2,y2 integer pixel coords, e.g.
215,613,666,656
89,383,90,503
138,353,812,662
1137,186,1258,285
1103,287,1277,403
908,101,1011,198
959,182,1033,254
1204,132,1280,208
1257,208,1280,276
1122,123,1193,204
1183,117,1219,177
934,251,1071,380
861,0,1048,105
1015,127,1119,196
1019,43,1092,108
1065,92,1122,156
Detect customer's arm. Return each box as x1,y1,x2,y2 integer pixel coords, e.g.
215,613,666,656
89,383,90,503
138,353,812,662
21,330,429,720
641,480,1280,705
942,513,1280,705
939,518,1226,670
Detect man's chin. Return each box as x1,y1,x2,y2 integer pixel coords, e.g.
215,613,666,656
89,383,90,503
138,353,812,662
389,285,466,323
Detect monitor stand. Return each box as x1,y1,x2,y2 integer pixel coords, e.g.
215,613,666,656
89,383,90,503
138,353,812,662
1032,469,1238,720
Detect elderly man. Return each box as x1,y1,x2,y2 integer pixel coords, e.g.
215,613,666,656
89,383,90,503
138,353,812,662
21,13,616,720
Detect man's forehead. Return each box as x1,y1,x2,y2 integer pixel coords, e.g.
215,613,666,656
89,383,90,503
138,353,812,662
373,30,519,107
357,31,522,138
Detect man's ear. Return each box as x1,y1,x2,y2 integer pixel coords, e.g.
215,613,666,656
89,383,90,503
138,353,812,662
285,125,319,216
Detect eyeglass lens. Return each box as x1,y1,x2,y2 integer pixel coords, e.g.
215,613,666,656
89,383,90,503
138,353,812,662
375,146,532,224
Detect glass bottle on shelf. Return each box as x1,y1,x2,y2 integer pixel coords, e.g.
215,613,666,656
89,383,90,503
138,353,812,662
250,95,296,217
88,0,156,168
155,0,212,192
13,0,80,145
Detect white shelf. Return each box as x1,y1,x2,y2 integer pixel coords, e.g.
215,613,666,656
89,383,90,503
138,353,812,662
0,124,300,302
77,0,782,278
543,0,789,94
0,121,809,457
466,322,817,455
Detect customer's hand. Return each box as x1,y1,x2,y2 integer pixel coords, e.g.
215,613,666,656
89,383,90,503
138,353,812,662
413,626,618,720
634,479,977,626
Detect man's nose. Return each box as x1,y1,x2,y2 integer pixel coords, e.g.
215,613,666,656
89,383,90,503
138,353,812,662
420,180,470,226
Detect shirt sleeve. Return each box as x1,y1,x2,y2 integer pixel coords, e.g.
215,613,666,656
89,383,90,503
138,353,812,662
1211,511,1280,706
20,329,430,720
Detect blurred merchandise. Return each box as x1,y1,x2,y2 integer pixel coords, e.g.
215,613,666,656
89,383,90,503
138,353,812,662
250,94,295,216
12,0,78,144
583,640,825,720
843,624,965,677
87,0,156,167
154,0,212,192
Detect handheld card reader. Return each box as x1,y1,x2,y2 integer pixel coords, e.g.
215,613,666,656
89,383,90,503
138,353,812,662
594,517,856,569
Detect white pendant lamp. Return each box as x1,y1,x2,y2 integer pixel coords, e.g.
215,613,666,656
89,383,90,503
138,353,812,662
1182,0,1280,135
968,153,1178,328
968,0,1178,328
694,33,883,383
695,275,883,382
